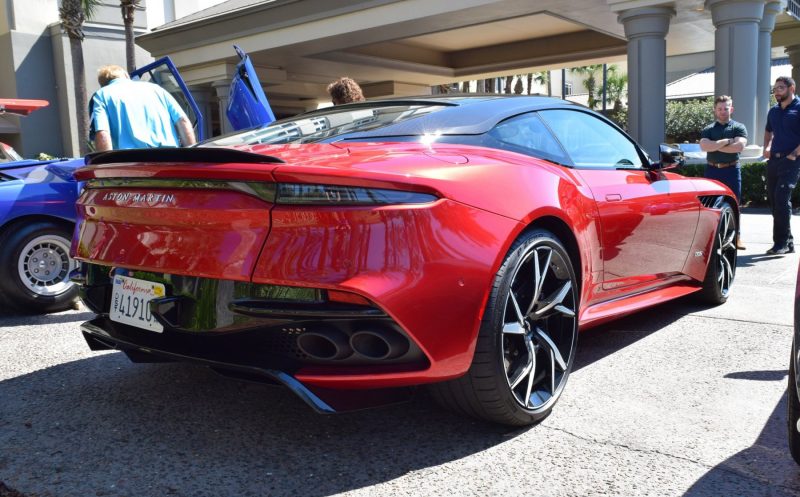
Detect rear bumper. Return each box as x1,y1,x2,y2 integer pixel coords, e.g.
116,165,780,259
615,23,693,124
80,318,416,412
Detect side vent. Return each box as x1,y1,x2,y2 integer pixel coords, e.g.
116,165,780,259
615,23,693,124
698,195,725,209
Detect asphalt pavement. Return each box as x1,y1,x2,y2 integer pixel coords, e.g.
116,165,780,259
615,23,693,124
1,209,799,497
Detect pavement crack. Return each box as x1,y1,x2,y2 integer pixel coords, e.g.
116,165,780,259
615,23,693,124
666,311,792,328
539,424,800,494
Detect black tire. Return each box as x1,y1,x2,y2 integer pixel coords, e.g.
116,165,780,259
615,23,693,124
0,220,78,313
697,202,737,305
428,229,579,426
789,339,800,465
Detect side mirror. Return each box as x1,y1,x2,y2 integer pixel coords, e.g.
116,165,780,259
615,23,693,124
649,143,684,170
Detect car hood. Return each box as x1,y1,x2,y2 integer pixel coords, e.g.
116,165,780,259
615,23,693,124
0,158,85,181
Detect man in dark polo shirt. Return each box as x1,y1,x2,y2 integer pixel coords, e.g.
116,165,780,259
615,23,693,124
700,95,748,249
764,76,800,255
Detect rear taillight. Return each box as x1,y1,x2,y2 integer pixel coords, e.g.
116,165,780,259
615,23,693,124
275,183,437,205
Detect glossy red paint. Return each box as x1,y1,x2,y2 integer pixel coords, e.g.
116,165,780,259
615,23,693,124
74,187,273,281
256,199,519,384
576,169,699,294
72,139,737,389
0,98,49,116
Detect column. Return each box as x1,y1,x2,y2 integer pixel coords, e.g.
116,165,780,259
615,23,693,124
212,80,233,135
706,0,766,144
618,6,675,159
756,1,782,145
787,45,800,86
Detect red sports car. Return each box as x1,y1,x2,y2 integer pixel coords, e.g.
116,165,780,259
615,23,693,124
72,96,737,425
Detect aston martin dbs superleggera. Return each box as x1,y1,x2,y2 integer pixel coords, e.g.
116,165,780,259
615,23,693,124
72,95,737,425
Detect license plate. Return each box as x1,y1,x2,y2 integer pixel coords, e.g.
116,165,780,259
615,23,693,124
110,275,166,333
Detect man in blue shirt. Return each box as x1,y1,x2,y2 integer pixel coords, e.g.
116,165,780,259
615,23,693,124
90,65,196,151
700,95,748,250
764,76,800,255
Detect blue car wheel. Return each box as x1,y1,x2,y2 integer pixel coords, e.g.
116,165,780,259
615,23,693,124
0,220,78,313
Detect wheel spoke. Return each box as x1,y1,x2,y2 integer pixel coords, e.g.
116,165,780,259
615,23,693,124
721,211,729,237
502,321,526,335
535,327,567,371
509,355,533,389
526,248,552,316
721,255,733,289
534,281,573,318
719,212,735,250
523,335,537,407
508,288,526,326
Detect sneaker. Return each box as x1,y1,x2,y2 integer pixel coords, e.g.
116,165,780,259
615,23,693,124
767,245,794,255
736,236,746,250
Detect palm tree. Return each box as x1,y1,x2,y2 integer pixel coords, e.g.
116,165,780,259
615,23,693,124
59,0,100,156
605,70,628,112
533,71,552,96
570,64,603,109
121,0,142,72
504,75,514,94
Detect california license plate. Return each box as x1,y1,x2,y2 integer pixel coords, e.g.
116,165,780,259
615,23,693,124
110,275,166,333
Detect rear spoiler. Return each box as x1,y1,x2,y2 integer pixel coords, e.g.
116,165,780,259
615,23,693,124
85,147,285,166
0,98,49,116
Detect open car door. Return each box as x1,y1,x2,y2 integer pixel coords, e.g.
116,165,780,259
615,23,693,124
131,47,276,139
131,58,206,141
227,45,276,130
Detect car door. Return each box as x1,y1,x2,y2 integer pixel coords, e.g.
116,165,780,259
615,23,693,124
226,45,276,130
539,109,699,292
131,57,206,141
131,47,276,138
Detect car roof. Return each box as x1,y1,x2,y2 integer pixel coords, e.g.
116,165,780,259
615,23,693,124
298,94,587,139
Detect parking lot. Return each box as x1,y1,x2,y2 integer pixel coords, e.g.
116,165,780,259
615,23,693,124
1,210,800,497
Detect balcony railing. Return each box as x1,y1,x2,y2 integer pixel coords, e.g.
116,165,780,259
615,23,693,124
789,0,800,20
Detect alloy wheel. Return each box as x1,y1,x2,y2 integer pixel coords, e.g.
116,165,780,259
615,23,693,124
715,208,736,298
501,241,578,413
17,234,76,297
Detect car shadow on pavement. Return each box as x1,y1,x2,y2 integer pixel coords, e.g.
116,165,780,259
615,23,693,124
737,252,790,267
0,353,517,496
573,298,689,372
0,310,95,327
682,391,800,496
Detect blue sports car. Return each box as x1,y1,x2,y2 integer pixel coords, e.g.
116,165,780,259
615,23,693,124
0,47,273,313
0,157,84,312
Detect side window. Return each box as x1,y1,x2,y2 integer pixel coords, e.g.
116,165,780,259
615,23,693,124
539,109,643,169
486,113,569,164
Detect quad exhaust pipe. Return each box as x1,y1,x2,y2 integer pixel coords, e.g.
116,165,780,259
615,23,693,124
296,328,410,362
350,330,409,360
296,330,352,360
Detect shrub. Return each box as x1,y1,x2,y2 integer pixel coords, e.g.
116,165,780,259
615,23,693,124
605,98,713,140
677,161,789,207
665,97,714,143
607,108,627,131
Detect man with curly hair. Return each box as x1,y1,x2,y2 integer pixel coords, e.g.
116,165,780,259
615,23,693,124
327,77,365,105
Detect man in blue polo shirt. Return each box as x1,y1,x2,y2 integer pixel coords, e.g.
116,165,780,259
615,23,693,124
90,64,196,151
764,76,800,255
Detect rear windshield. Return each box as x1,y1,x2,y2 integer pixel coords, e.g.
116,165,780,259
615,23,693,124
204,104,446,147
